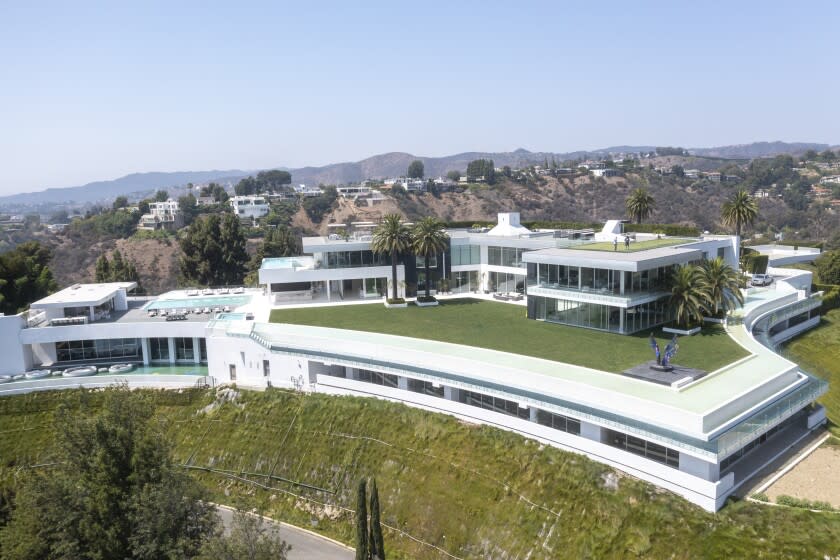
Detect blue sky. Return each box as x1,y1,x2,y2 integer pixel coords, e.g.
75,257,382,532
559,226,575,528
1,1,838,195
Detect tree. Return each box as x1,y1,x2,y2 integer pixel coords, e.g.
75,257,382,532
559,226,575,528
407,160,424,179
0,241,58,315
371,214,411,301
671,165,685,178
502,166,512,178
721,189,758,238
369,479,385,560
155,189,169,202
246,226,301,285
411,217,447,299
446,170,461,182
301,186,338,223
179,214,249,286
625,188,655,224
697,257,744,317
94,254,111,282
178,193,199,226
816,250,840,285
113,195,129,209
0,387,217,558
197,509,290,560
466,159,496,184
355,479,369,560
668,265,708,328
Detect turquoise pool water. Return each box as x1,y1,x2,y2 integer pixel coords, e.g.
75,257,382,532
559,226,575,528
146,295,251,310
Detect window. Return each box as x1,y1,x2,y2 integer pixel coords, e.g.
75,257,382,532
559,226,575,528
263,360,270,377
451,245,480,266
458,389,530,420
55,338,141,363
173,337,194,361
604,429,679,468
535,409,581,435
407,378,445,398
356,369,399,388
149,338,169,362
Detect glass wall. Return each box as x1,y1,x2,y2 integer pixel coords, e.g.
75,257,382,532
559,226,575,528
488,246,527,268
324,250,388,268
623,300,669,333
357,369,399,388
604,429,680,468
459,389,530,420
451,244,480,266
451,271,479,293
535,410,581,435
173,338,194,362
528,263,619,294
488,271,524,293
364,277,387,296
55,338,141,363
149,338,169,362
624,266,673,294
531,297,621,332
407,378,445,398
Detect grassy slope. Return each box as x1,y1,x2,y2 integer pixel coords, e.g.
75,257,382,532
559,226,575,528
270,299,747,373
783,309,840,433
2,388,840,559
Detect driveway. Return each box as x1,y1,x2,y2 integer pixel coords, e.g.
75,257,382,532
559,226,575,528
215,505,354,560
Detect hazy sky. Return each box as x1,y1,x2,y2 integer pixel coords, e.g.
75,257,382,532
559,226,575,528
1,1,838,195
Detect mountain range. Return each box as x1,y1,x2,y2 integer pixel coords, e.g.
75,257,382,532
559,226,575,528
0,141,832,210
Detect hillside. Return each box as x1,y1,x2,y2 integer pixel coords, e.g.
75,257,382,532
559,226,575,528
2,388,840,559
1,141,833,211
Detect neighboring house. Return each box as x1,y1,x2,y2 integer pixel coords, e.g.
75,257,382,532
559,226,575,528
294,184,323,197
138,199,183,231
705,172,721,183
229,195,270,220
819,175,840,185
591,168,620,178
684,169,701,179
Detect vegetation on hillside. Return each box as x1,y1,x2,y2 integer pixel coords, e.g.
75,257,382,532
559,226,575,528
2,388,840,559
0,241,57,314
178,214,249,287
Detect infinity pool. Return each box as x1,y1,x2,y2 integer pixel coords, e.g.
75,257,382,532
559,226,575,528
146,295,252,311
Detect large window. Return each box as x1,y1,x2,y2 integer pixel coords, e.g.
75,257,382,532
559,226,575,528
459,389,530,420
149,337,169,362
531,297,621,332
356,369,399,388
324,250,388,268
55,338,141,363
451,244,480,266
535,409,581,435
407,378,445,398
173,338,194,361
604,429,680,468
451,271,479,293
528,264,619,294
488,271,524,293
488,246,527,268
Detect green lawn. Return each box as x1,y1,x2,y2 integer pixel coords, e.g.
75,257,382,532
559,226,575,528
783,308,840,434
572,237,691,252
270,299,748,373
4,388,840,559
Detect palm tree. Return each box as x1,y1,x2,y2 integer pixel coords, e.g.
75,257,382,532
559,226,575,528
625,188,655,224
698,257,744,317
668,265,708,328
371,214,411,301
721,189,758,238
411,217,448,299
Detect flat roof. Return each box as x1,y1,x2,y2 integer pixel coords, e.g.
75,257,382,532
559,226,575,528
523,245,702,271
31,282,136,308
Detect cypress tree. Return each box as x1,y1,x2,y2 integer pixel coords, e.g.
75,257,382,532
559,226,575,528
369,478,385,560
355,479,369,560
94,254,110,282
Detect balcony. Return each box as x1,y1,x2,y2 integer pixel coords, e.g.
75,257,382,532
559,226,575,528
527,282,669,308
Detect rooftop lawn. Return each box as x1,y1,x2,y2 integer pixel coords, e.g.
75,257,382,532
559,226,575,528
572,237,692,252
270,299,748,373
783,308,840,435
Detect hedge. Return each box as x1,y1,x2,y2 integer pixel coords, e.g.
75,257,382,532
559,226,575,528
623,223,701,237
749,255,769,274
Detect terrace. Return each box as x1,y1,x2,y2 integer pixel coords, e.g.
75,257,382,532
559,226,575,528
571,237,693,252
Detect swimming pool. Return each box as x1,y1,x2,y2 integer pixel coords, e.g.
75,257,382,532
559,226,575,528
146,295,252,311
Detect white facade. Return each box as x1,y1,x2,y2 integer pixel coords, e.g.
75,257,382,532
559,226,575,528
229,195,270,219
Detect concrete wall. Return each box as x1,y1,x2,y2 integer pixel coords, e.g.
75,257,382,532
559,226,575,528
0,314,32,375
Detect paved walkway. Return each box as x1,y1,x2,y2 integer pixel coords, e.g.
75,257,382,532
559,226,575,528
215,505,354,560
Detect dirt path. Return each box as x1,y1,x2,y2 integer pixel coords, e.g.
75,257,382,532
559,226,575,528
765,445,840,507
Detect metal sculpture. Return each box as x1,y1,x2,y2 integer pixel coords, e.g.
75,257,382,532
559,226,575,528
649,333,661,365
662,335,679,367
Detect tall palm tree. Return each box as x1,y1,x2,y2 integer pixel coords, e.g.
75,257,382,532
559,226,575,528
625,188,655,224
721,189,758,238
371,214,411,301
411,217,448,299
698,257,744,317
668,265,708,328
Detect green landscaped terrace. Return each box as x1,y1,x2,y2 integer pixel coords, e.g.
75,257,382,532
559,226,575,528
269,299,748,373
571,237,693,252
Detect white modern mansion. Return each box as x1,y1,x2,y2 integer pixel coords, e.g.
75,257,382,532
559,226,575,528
0,214,828,512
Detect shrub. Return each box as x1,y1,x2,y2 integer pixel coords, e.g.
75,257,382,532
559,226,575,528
749,255,769,274
776,495,836,511
386,298,406,305
624,223,701,237
751,492,769,502
416,295,437,303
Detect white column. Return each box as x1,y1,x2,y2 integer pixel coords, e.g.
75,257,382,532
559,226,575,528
444,386,459,402
327,281,331,301
141,338,150,365
88,305,95,322
398,376,408,391
192,337,201,364
529,407,538,423
167,338,176,364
